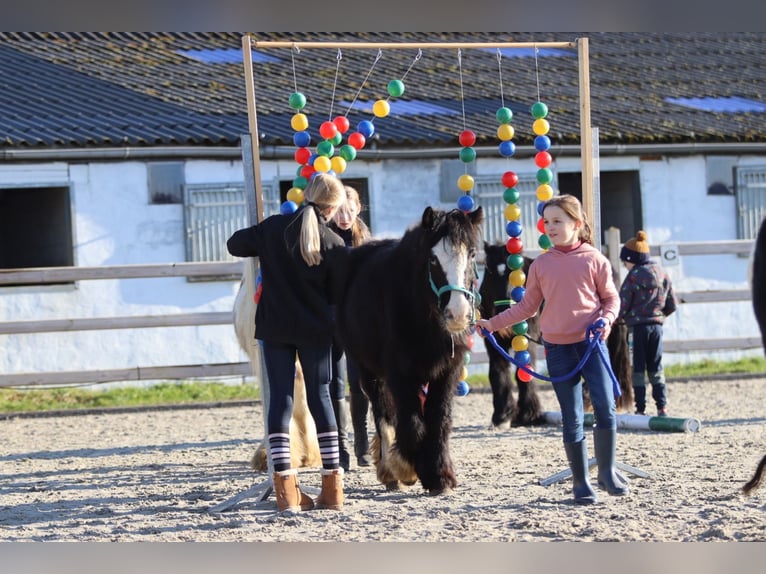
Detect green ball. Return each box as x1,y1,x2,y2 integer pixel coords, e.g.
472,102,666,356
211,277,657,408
512,321,529,336
316,140,334,157
339,144,357,162
507,253,524,270
459,146,476,163
387,79,405,97
293,175,308,190
289,92,307,110
538,234,553,250
531,101,548,119
330,132,343,146
503,187,520,204
536,168,553,184
496,107,513,123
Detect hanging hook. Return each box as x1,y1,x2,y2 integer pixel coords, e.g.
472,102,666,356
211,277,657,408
336,48,342,61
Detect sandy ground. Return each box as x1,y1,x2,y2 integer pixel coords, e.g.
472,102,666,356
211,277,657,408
1,376,765,542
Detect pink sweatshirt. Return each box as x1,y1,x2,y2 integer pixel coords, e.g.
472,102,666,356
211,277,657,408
485,242,619,344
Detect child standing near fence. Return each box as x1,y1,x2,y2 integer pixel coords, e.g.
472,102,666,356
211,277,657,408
618,231,677,417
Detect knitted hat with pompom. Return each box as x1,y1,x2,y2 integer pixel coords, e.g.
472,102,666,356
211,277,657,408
620,230,650,264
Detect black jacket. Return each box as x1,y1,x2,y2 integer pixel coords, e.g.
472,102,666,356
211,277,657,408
227,206,346,346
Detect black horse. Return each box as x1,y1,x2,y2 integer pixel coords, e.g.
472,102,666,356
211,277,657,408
334,206,484,495
479,242,633,427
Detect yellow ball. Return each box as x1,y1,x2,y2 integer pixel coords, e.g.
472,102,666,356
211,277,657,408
291,113,309,131
460,365,469,380
536,184,554,201
533,118,550,136
373,99,390,118
286,187,304,204
509,269,526,287
313,155,331,173
457,174,475,192
496,124,515,141
511,335,529,352
330,156,347,174
504,203,521,221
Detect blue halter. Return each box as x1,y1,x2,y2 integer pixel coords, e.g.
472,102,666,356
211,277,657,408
428,260,481,322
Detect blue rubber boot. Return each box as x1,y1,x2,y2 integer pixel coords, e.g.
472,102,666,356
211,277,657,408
593,428,629,496
563,439,598,504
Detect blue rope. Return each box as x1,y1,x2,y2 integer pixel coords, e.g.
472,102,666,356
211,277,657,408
479,320,621,398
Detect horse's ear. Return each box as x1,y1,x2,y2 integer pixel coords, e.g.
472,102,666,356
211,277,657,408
469,206,484,226
421,206,436,228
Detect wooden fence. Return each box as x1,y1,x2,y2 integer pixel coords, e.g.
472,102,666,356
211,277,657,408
0,237,758,388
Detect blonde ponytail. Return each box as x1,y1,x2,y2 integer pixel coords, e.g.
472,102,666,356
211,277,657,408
298,174,346,266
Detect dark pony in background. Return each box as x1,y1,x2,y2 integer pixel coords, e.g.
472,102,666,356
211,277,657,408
743,216,766,495
335,206,484,495
479,243,633,429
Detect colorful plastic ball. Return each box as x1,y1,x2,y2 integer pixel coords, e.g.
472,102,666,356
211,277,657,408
512,335,529,352
504,203,521,222
316,140,334,157
503,187,520,204
330,156,347,174
299,164,315,179
512,320,529,336
288,92,307,110
333,115,350,134
286,186,305,204
507,254,524,270
511,286,526,303
319,121,338,140
466,334,475,350
537,201,546,216
533,118,550,136
457,174,475,192
339,144,357,161
499,141,516,157
515,350,531,365
535,151,552,168
387,79,405,97
459,147,476,163
357,120,375,138
464,351,471,365
459,130,476,147
457,194,475,212
509,269,526,287
536,184,554,202
456,380,470,397
497,123,515,141
460,365,469,380
294,147,311,165
538,234,553,250
530,101,549,119
313,155,331,173
536,168,553,184
506,220,522,237
280,200,298,214
293,130,311,148
348,132,366,149
502,171,519,188
536,217,546,234
293,175,308,189
496,107,513,123
506,236,523,254
373,99,390,118
517,368,533,382
291,113,309,132
534,135,551,151
330,132,343,146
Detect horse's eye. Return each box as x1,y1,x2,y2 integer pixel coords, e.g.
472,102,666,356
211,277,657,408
468,248,477,260
429,254,439,266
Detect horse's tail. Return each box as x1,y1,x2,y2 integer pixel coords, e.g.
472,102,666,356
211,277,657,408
742,454,766,495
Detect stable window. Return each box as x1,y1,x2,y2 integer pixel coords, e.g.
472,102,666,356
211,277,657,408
0,185,74,285
148,162,184,204
735,166,766,240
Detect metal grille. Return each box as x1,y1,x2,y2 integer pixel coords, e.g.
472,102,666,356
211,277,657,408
184,182,280,263
736,166,766,239
473,173,542,245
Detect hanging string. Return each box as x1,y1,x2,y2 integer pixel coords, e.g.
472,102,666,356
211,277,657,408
328,48,342,121
458,48,467,131
290,45,300,93
496,49,505,109
401,49,422,81
533,43,542,103
344,48,383,117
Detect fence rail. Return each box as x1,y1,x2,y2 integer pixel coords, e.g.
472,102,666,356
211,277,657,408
0,237,757,388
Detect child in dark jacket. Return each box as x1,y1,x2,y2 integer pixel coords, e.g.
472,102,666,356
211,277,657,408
618,231,678,416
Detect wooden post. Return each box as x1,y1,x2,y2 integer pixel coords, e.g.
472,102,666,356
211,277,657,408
578,38,596,244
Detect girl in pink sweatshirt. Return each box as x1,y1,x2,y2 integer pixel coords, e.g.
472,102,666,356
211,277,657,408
477,194,627,504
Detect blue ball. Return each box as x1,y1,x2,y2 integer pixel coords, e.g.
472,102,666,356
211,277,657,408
293,131,311,148
457,194,475,212
506,220,523,237
456,380,470,396
357,120,375,138
534,135,551,152
498,140,516,157
511,286,526,302
280,200,298,214
537,201,546,216
515,350,531,366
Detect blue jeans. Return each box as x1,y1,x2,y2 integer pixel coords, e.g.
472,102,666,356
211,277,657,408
631,323,664,378
543,338,617,443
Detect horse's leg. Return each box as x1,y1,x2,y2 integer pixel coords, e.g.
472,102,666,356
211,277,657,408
485,338,516,429
363,376,405,490
417,374,457,495
290,360,321,468
513,342,545,426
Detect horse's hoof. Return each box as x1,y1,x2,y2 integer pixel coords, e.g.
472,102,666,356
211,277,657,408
385,481,401,491
427,486,454,496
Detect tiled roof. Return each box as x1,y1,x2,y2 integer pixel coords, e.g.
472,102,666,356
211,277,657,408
1,32,765,150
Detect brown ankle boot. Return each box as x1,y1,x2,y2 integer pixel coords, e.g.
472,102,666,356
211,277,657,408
315,468,344,510
273,469,314,513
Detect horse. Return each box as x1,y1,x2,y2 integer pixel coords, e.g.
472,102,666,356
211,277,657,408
478,242,632,427
333,206,484,495
232,267,321,472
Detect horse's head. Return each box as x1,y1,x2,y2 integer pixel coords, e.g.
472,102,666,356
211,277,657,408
421,206,484,333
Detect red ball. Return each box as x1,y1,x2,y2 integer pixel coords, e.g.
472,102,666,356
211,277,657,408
466,334,474,350
319,121,338,140
535,151,552,168
506,237,523,255
348,132,366,150
294,147,311,165
502,171,519,188
333,115,350,134
300,164,315,179
517,368,533,382
536,217,546,234
458,129,476,147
